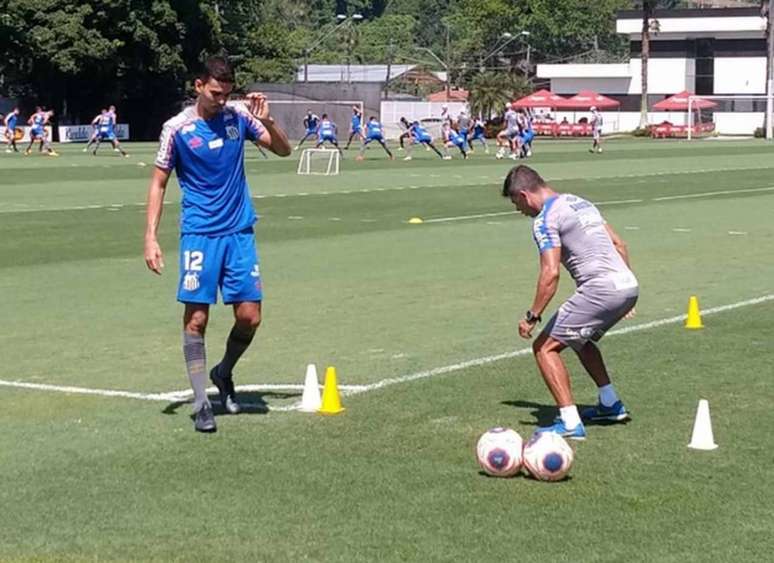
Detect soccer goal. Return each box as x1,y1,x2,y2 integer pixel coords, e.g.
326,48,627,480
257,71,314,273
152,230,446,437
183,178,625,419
297,148,340,176
686,95,771,139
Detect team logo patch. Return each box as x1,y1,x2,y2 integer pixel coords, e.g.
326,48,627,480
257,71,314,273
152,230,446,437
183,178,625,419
208,138,224,150
250,264,260,278
182,124,196,134
226,126,239,140
183,272,200,291
187,136,203,150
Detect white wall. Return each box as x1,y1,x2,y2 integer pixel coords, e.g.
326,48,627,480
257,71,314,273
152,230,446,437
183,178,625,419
617,16,766,35
628,58,693,94
551,78,633,95
380,101,468,139
714,57,766,94
713,112,764,135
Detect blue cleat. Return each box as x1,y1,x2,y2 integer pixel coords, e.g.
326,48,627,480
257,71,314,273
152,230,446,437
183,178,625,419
535,419,587,441
580,400,630,422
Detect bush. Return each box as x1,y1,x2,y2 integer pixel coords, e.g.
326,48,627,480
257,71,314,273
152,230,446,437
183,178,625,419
754,127,765,138
632,127,651,137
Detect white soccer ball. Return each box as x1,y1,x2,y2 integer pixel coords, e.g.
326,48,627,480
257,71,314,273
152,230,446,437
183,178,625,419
522,431,575,482
476,427,524,478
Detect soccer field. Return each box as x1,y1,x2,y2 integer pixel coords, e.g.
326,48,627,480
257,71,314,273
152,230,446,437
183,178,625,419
2,139,774,561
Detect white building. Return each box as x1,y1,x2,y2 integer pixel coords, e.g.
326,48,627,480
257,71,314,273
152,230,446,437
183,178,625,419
537,7,769,134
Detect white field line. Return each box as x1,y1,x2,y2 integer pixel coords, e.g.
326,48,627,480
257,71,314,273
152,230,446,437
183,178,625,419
420,187,774,224
2,165,774,215
3,294,772,409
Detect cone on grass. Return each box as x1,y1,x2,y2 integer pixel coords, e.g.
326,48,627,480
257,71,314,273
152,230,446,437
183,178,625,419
685,296,704,329
318,366,345,415
299,364,322,413
688,399,718,450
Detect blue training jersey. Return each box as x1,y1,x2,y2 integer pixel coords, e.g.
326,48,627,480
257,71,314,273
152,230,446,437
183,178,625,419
351,113,361,130
411,123,430,139
155,104,265,236
318,119,335,137
32,112,46,128
6,114,17,130
366,121,382,137
304,114,319,131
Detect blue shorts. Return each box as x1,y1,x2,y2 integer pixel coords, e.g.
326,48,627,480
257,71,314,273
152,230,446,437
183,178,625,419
98,130,116,140
520,131,534,144
177,229,262,305
305,128,317,136
365,135,384,143
471,131,486,140
416,135,432,144
30,128,44,139
318,134,336,143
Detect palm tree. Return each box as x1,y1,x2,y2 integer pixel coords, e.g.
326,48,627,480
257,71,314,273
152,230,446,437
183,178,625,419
468,72,530,120
639,1,657,129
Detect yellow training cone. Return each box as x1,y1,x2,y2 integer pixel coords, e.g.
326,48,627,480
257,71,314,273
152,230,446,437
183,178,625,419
408,217,424,224
318,366,345,415
685,296,704,329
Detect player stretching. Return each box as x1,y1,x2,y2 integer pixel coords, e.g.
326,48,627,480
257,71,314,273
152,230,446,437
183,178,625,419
315,114,343,154
517,110,535,158
144,56,291,433
468,116,488,153
295,109,319,150
4,107,20,153
344,106,363,149
589,106,603,153
441,122,467,160
403,121,443,161
356,116,393,160
92,105,128,157
502,165,638,440
496,103,519,159
24,107,57,156
397,116,412,151
84,109,106,152
456,110,471,151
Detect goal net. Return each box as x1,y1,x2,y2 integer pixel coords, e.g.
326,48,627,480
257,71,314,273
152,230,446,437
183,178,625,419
297,148,340,176
229,99,364,143
686,95,770,139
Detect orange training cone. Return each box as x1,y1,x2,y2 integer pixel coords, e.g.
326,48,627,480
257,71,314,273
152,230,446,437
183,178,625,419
685,296,704,329
318,366,345,415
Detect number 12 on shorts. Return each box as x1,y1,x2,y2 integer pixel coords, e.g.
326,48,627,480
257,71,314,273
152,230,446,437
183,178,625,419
183,251,203,271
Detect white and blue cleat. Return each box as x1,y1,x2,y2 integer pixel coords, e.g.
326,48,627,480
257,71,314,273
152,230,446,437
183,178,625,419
580,400,630,422
535,419,587,441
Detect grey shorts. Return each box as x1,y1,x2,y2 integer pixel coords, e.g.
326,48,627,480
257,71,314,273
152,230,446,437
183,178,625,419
542,280,638,351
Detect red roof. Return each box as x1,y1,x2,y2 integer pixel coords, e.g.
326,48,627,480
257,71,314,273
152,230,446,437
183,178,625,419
653,91,717,110
563,90,620,109
512,89,569,108
426,88,469,102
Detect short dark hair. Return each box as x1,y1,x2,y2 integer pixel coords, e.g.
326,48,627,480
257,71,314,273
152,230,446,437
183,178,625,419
321,113,328,119
502,165,547,198
198,55,234,84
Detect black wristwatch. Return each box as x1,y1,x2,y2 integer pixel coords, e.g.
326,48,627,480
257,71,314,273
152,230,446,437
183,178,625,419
525,310,542,324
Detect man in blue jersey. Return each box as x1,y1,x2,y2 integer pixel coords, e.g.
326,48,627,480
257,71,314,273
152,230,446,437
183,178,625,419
92,105,129,157
344,105,363,150
441,122,468,160
468,116,488,154
315,113,343,154
295,109,319,150
24,107,57,156
403,120,443,161
4,107,20,153
84,109,107,152
144,56,291,433
356,116,393,160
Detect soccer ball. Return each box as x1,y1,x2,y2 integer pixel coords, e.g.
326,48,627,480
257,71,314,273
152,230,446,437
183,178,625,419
476,427,524,477
522,431,574,482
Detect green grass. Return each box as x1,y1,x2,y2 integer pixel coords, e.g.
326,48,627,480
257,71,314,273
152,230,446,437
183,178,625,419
1,139,774,561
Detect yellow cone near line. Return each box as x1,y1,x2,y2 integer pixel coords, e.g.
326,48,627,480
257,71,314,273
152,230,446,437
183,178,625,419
408,217,423,224
318,366,345,415
685,295,704,329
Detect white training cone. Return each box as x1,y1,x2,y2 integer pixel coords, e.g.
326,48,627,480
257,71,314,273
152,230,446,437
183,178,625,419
688,399,718,450
299,364,322,413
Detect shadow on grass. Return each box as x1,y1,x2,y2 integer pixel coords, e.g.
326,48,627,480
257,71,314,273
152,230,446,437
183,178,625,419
477,470,573,483
162,390,301,417
501,399,631,427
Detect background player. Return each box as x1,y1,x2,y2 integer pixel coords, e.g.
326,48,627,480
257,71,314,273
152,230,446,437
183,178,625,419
144,56,291,433
356,116,393,160
502,165,638,440
590,106,603,153
24,107,57,156
403,120,443,161
92,105,129,157
397,116,412,151
344,105,363,149
496,103,519,160
4,107,20,153
441,121,467,160
295,109,319,150
84,108,106,152
468,116,488,153
315,113,343,154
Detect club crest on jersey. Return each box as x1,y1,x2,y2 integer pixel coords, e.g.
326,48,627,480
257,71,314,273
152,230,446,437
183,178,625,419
187,136,203,150
183,272,200,291
226,126,239,140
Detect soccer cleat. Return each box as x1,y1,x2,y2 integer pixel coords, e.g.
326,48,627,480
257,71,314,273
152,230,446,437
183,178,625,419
210,364,241,415
535,419,587,441
403,156,412,161
194,403,217,433
442,155,452,160
580,400,630,422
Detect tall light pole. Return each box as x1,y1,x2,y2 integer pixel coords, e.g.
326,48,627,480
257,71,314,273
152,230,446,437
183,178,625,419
345,13,364,85
304,14,351,83
479,30,530,73
766,0,773,140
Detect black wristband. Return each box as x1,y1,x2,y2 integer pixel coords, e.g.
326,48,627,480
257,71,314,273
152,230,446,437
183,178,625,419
525,310,542,324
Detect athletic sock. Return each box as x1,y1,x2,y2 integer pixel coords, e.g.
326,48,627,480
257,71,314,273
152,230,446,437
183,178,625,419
598,383,619,407
559,405,582,429
220,325,256,376
183,332,209,412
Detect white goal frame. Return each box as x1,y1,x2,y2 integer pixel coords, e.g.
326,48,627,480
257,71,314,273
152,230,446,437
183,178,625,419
297,148,340,176
687,95,770,140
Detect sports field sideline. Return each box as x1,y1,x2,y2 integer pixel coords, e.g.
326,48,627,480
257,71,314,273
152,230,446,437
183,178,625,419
2,138,773,561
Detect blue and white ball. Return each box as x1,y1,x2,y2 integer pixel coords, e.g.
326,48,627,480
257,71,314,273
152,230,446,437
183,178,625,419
522,431,574,481
476,427,524,477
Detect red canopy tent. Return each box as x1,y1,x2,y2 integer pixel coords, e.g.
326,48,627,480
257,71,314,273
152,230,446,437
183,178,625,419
652,90,717,110
512,89,569,108
563,90,620,109
650,91,717,138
